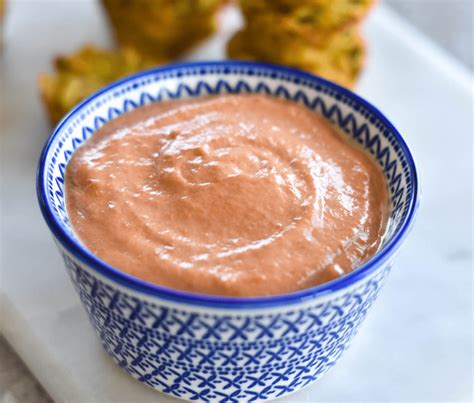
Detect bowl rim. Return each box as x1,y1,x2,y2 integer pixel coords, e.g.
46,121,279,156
37,60,420,309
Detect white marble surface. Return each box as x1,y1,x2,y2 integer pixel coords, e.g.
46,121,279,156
385,0,473,69
0,336,52,403
0,1,472,402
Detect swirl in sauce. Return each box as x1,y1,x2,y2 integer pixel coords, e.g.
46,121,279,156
66,94,389,296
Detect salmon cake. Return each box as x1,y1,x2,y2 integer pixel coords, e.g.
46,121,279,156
227,26,365,88
239,0,375,31
101,0,225,60
38,45,159,125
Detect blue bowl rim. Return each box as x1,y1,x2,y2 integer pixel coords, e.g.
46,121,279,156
37,60,420,309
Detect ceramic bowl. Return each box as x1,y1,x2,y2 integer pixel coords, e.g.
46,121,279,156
37,61,419,402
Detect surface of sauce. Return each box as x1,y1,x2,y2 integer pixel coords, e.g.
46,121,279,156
66,94,389,296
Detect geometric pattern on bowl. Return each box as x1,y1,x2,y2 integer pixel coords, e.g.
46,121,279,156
64,253,389,401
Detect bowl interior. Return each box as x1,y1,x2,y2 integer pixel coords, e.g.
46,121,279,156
38,61,418,302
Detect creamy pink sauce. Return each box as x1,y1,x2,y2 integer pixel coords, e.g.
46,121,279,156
66,94,389,296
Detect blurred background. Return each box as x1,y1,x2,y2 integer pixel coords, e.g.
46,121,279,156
386,0,473,69
0,1,472,402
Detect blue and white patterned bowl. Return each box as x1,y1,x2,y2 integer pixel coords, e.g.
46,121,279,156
37,61,419,402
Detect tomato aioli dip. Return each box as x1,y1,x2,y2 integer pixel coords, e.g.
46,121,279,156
66,94,389,297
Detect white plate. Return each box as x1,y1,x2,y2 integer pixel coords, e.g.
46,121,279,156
1,1,472,402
